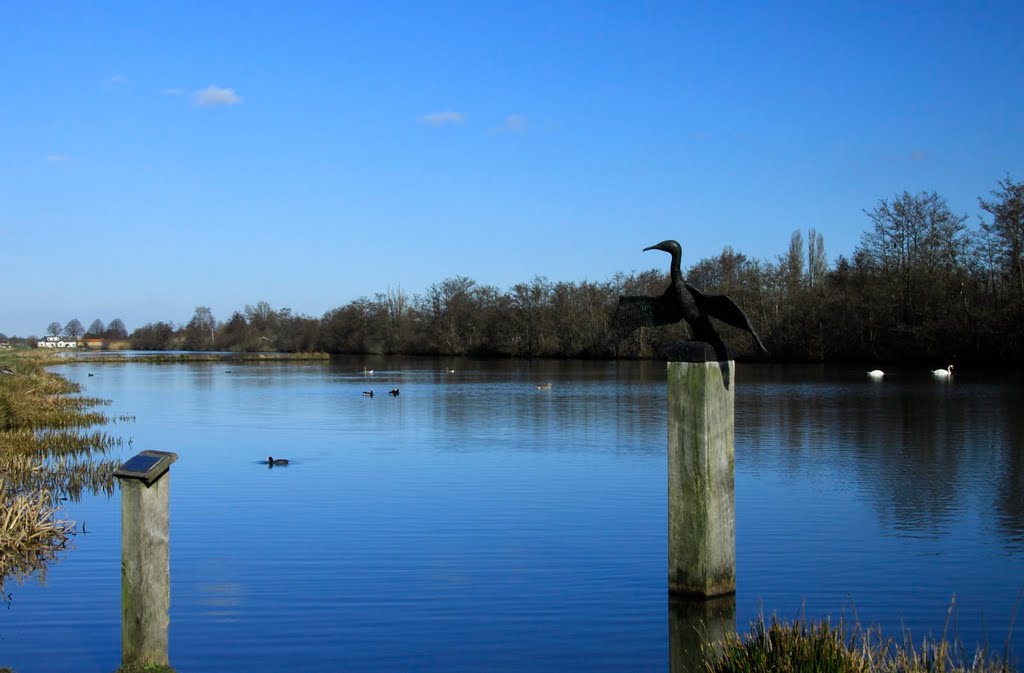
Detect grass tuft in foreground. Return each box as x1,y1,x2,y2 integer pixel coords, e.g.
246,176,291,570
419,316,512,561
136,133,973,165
705,608,1018,673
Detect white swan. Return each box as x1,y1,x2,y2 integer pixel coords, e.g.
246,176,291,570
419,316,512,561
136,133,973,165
867,370,885,379
931,365,954,377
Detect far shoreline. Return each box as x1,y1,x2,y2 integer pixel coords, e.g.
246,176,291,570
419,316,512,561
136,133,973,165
43,351,331,364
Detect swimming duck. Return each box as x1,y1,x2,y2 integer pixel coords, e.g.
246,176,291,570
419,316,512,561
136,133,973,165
535,382,552,390
266,456,289,465
389,388,400,397
867,370,884,379
362,390,374,398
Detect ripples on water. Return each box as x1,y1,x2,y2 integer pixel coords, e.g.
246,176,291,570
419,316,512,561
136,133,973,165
1,358,1021,672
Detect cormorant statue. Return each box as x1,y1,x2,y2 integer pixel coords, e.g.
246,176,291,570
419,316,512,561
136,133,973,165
608,240,768,361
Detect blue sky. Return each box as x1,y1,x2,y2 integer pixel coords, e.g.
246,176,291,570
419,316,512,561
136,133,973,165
2,1,1022,337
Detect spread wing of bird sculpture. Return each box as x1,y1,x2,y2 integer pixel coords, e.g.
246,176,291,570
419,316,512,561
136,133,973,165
608,240,768,359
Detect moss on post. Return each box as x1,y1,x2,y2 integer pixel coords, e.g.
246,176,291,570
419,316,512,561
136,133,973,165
667,361,735,598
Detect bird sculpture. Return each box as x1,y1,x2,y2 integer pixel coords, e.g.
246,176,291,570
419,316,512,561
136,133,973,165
867,370,885,379
608,240,768,361
266,456,289,466
931,365,954,378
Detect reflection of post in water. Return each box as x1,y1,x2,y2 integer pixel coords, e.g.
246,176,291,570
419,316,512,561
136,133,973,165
669,595,736,673
114,450,178,670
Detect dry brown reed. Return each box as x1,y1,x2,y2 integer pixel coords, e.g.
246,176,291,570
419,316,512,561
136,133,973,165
0,483,73,588
1,352,122,591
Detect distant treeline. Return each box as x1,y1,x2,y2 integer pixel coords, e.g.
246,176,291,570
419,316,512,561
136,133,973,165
13,177,1023,364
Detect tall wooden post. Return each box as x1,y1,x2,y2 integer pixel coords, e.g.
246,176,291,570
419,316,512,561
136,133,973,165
114,450,178,669
667,360,735,598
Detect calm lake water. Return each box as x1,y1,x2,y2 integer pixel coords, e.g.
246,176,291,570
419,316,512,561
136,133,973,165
2,357,1022,672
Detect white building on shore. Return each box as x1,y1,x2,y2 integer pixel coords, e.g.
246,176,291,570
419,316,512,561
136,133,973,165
37,335,78,348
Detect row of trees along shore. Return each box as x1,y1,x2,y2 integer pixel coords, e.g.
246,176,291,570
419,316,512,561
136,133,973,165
14,178,1024,365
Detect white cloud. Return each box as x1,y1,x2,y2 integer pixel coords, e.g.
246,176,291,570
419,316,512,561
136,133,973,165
494,114,528,134
419,111,464,126
192,85,243,107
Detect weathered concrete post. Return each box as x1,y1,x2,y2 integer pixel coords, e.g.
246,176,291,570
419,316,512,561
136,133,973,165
114,450,178,669
667,360,735,598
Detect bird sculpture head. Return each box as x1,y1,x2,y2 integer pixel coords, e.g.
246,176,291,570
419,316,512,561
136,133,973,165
643,240,681,256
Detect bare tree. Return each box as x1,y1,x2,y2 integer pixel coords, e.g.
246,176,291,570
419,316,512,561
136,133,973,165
87,319,105,336
47,322,62,337
245,301,276,332
64,319,85,339
376,285,410,352
106,318,128,340
509,276,552,357
184,306,217,350
807,228,827,287
858,191,969,328
421,276,477,354
979,175,1024,316
786,229,804,291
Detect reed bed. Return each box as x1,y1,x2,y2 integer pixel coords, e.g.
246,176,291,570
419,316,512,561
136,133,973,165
0,483,72,590
1,352,122,591
705,606,1018,673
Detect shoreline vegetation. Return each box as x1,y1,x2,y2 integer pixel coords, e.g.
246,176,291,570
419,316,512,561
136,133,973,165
48,351,330,365
706,607,1018,673
0,351,120,595
5,180,1024,365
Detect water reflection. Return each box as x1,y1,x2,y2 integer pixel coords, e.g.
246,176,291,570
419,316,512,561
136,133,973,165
996,389,1024,546
739,368,1024,548
669,596,736,673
